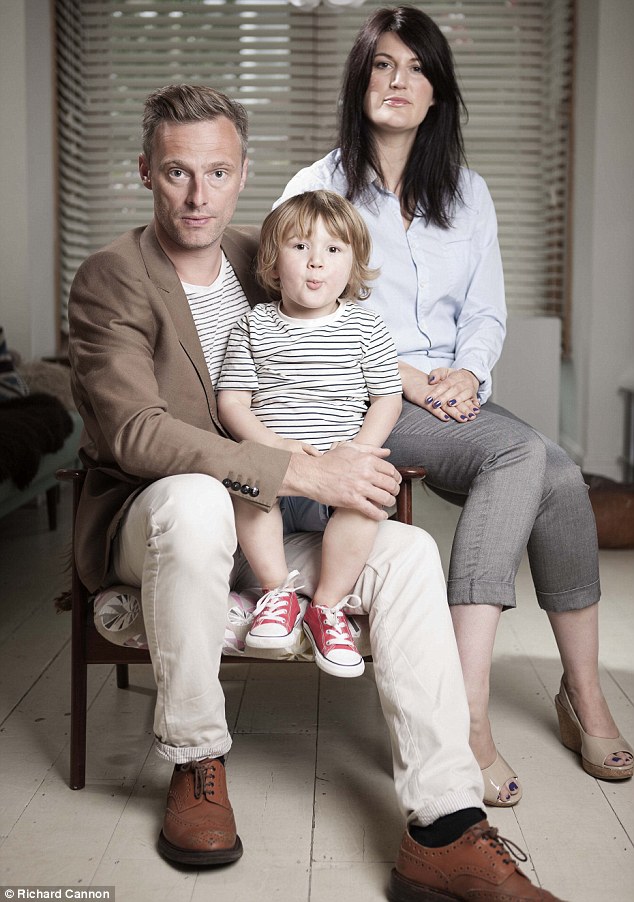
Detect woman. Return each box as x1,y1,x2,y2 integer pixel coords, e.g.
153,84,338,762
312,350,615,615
277,5,633,805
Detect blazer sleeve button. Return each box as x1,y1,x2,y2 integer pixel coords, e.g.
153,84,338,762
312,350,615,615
222,478,232,488
231,481,241,492
240,484,251,494
249,486,260,498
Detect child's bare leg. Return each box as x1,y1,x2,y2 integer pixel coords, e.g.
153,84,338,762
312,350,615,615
231,498,288,590
233,499,303,649
312,508,378,607
302,508,370,678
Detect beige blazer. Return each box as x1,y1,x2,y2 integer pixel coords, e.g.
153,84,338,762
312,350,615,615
68,222,291,592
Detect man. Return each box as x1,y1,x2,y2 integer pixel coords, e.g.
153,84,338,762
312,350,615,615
68,84,564,901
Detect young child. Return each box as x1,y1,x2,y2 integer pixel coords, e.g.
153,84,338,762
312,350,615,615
217,190,402,677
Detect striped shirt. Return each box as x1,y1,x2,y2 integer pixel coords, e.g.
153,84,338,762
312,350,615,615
217,301,402,451
182,254,250,388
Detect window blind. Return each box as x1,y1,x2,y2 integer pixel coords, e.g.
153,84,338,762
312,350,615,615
55,0,573,332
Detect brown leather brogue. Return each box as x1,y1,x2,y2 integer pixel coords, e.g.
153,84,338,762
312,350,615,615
387,820,566,901
157,757,243,866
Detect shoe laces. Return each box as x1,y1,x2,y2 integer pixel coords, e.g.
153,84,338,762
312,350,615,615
190,758,218,800
250,569,303,625
471,823,528,867
319,594,362,649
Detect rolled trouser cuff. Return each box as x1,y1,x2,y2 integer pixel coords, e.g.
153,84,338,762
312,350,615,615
535,578,600,612
409,789,486,828
155,736,233,764
447,577,516,609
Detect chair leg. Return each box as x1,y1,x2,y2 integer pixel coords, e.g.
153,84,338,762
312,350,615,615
395,477,413,525
394,466,426,526
46,485,58,530
116,663,130,689
70,643,87,790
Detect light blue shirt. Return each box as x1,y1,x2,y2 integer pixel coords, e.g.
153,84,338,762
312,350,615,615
276,150,506,402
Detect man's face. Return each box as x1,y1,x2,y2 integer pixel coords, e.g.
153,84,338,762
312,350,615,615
139,117,248,255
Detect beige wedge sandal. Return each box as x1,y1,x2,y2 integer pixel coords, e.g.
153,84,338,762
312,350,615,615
555,679,633,780
481,751,523,806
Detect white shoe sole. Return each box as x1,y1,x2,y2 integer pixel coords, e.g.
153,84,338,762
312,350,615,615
302,624,365,678
245,616,303,649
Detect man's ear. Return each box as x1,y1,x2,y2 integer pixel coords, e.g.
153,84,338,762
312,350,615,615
239,157,249,193
139,154,152,190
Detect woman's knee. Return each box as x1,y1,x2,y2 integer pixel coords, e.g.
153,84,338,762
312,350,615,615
488,429,546,475
543,445,590,504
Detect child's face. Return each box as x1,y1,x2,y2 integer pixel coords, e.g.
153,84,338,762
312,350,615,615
274,218,354,319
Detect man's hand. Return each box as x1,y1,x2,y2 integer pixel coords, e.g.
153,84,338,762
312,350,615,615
281,443,401,521
400,362,481,424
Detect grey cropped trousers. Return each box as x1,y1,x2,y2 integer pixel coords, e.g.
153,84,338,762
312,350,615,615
386,400,600,612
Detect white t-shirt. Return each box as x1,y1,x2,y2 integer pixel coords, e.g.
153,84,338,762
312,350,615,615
182,253,250,388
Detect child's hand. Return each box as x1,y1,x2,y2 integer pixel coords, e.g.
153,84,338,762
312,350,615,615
279,438,322,456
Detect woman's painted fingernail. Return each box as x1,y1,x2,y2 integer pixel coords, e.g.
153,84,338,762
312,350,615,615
460,415,467,420
444,414,450,420
433,400,442,409
448,399,457,406
429,376,435,383
468,413,474,418
425,396,433,404
473,406,480,412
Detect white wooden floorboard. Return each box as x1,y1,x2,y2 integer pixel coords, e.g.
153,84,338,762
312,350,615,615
0,480,633,900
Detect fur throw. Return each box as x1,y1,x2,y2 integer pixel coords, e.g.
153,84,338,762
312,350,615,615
0,393,73,489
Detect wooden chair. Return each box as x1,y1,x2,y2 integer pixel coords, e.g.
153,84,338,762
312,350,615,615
56,464,426,790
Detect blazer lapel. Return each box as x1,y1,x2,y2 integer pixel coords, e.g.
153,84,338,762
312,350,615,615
138,223,221,426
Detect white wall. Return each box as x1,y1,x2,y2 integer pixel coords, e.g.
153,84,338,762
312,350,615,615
0,0,56,361
560,0,634,479
492,315,561,443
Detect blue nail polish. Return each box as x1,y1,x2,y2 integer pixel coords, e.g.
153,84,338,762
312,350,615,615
460,414,467,420
433,400,442,409
468,413,474,418
425,396,433,404
443,414,450,420
448,399,457,406
473,406,480,412
509,781,518,792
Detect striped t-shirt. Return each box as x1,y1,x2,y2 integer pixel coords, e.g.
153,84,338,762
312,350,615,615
217,301,402,451
182,254,250,388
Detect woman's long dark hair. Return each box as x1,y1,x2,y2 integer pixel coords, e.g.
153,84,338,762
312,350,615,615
338,6,467,229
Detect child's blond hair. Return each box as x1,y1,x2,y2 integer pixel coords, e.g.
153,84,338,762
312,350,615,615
257,190,378,301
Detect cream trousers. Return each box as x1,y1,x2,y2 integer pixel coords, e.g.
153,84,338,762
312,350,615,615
112,473,483,825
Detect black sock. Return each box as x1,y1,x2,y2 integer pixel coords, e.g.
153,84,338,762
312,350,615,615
409,808,486,848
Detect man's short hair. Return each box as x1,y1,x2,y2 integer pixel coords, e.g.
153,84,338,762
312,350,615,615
142,84,249,162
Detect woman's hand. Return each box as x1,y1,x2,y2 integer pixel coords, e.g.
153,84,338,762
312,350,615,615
399,362,481,423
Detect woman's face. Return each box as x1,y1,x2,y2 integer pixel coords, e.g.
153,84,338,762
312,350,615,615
363,32,435,138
